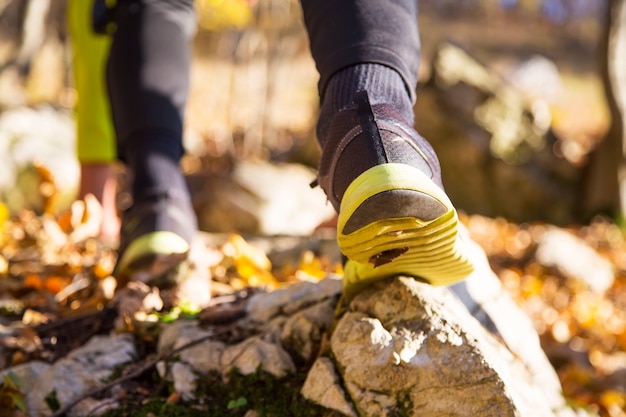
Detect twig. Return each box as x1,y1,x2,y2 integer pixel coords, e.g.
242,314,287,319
50,328,231,417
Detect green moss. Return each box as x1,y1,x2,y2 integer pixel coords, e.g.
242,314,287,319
107,399,206,417
394,391,413,417
101,368,331,417
44,389,60,413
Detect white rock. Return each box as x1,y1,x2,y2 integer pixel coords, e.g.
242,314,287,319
280,298,336,361
301,357,357,417
221,335,295,378
157,320,225,389
536,228,615,293
331,277,574,417
26,334,136,417
233,161,335,236
452,233,564,403
0,106,78,214
170,362,198,401
246,276,341,323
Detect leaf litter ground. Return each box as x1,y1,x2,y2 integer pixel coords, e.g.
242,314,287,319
0,197,625,417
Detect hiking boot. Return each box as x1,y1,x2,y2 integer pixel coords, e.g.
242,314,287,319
317,91,474,297
114,190,197,285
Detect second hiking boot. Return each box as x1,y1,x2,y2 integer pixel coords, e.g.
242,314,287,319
114,190,197,286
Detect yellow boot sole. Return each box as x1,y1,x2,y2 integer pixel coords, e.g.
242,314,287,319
115,231,190,282
337,163,473,297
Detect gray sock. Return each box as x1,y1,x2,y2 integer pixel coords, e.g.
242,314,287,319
316,63,414,147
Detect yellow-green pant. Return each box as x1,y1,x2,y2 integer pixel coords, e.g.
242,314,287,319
67,0,116,163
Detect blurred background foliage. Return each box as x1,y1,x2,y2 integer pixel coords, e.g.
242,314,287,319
0,0,612,216
0,0,608,161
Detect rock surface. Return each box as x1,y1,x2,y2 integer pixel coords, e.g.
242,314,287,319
322,277,572,417
190,160,335,235
4,269,594,417
17,334,136,417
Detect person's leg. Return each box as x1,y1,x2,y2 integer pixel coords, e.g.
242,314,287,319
301,0,474,297
301,0,420,139
67,0,119,240
105,0,197,282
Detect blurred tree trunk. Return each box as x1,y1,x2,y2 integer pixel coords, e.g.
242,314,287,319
582,0,626,219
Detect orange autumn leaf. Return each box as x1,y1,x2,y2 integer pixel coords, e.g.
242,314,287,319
93,261,113,279
600,390,626,410
0,201,8,228
43,276,68,294
24,274,42,289
296,250,326,280
571,293,602,329
93,251,116,279
616,331,626,351
225,234,272,271
235,261,277,288
0,255,7,275
221,234,279,288
56,210,73,233
520,275,543,297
